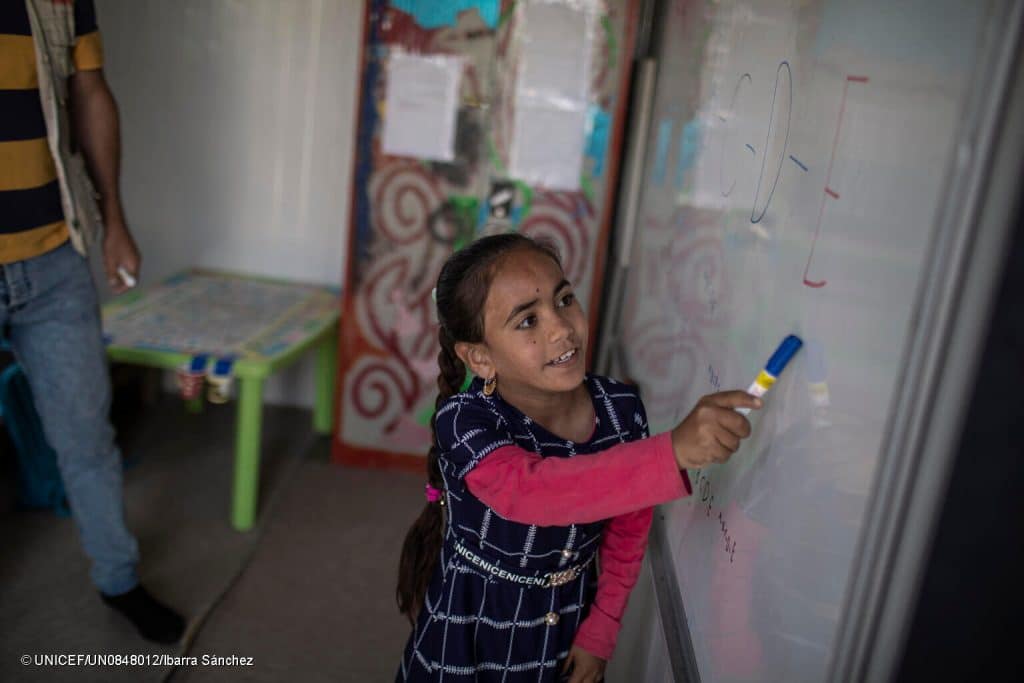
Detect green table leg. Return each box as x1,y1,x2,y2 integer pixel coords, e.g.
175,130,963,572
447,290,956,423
185,395,204,414
314,325,338,434
231,376,264,531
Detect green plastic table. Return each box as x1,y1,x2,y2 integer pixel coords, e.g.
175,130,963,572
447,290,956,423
101,269,340,531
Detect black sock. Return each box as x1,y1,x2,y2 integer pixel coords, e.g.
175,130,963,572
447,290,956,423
101,585,185,644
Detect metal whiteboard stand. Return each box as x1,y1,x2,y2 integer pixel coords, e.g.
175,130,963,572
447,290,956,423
595,57,658,380
649,510,702,683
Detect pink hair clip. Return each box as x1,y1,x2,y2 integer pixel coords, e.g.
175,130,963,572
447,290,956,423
425,483,443,503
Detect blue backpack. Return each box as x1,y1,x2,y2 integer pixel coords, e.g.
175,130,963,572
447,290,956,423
0,363,70,517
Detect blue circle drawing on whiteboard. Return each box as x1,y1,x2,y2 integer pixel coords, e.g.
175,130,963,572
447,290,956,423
751,61,793,224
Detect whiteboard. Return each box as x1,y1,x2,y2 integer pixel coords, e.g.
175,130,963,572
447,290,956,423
611,0,1012,680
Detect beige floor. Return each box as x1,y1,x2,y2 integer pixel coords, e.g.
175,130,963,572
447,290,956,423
0,395,422,682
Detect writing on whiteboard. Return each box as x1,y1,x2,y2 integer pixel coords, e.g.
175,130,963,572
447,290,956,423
717,62,793,225
694,469,737,563
718,63,870,288
707,363,722,391
803,74,870,287
703,269,719,317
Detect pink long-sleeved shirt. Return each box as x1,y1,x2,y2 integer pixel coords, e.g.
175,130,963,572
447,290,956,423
464,431,691,660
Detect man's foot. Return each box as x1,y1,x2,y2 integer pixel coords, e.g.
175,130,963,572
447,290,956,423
100,585,185,644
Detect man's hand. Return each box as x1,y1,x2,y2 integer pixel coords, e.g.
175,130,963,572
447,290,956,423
70,68,139,294
103,220,140,294
561,645,605,683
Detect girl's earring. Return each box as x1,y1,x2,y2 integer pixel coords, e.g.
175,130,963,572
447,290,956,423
483,376,497,396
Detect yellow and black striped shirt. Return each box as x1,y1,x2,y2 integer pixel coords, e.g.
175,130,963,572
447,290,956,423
0,0,103,264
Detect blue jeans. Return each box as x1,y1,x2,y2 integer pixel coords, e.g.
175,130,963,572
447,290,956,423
2,242,139,595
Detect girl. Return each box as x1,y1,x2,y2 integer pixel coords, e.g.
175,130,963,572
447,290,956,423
397,233,760,682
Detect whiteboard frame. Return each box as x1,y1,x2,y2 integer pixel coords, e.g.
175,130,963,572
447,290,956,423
648,510,702,683
600,1,1024,681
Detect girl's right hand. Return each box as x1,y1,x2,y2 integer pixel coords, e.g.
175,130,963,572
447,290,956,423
670,391,762,469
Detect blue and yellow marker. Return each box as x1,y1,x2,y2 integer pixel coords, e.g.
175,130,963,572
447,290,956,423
736,335,803,415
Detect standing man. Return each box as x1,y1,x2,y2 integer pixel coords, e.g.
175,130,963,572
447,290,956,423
1,1,183,643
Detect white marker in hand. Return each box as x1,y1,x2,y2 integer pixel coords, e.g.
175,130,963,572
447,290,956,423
117,266,137,289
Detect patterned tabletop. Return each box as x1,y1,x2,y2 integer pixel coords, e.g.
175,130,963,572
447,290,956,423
102,270,340,363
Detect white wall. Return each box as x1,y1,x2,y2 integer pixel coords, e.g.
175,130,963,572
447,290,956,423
95,0,364,406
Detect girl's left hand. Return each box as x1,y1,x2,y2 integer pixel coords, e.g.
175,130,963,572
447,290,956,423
561,645,606,682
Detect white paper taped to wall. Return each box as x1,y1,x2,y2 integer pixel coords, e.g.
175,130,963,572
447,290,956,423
382,51,463,162
509,0,597,190
517,1,592,104
512,105,589,190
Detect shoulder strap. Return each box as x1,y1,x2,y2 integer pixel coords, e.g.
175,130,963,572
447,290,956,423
25,0,76,86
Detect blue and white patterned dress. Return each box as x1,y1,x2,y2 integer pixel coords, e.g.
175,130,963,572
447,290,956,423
398,374,650,682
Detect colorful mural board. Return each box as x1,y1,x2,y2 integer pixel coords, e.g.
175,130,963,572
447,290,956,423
334,0,640,469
